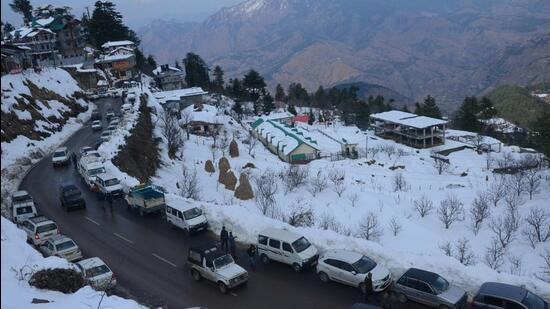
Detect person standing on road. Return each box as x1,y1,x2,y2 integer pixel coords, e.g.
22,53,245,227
71,152,77,168
220,226,229,252
229,232,237,260
364,272,374,303
246,244,257,271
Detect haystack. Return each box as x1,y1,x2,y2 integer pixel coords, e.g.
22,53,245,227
205,160,215,173
229,139,239,157
235,173,254,200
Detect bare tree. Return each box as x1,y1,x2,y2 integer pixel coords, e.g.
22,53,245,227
347,193,359,207
414,195,434,218
287,204,315,227
180,109,192,140
388,217,402,236
245,130,259,156
281,164,309,193
160,111,184,159
392,173,408,192
489,214,518,249
507,172,526,197
328,167,346,197
381,144,396,158
179,164,201,200
308,170,328,196
217,130,231,157
254,170,279,216
523,208,550,248
470,192,491,235
437,195,464,229
537,249,550,283
454,238,476,266
356,212,383,241
487,179,506,207
473,133,484,149
484,238,505,270
431,154,450,175
504,193,523,233
524,169,541,200
317,213,351,235
508,255,523,276
439,241,452,257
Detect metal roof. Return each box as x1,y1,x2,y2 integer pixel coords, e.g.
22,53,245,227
370,110,447,129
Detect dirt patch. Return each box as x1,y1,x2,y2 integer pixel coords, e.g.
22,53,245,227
113,94,160,182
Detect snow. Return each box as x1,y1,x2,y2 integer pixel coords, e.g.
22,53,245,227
371,110,447,128
184,103,220,124
96,53,134,64
152,66,181,75
153,87,208,105
34,16,55,26
101,40,135,49
1,217,144,309
262,111,294,121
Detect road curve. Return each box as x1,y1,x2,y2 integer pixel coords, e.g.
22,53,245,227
19,97,427,309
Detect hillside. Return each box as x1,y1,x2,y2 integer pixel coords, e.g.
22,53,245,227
487,84,550,129
335,82,414,107
139,0,550,112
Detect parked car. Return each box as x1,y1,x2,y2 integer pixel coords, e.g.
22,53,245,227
75,257,116,290
91,111,101,120
257,227,319,272
11,190,37,224
39,234,82,262
78,156,106,189
59,183,86,211
95,173,123,198
94,138,103,150
109,119,119,127
166,199,207,233
100,131,111,142
52,147,70,166
79,146,94,157
107,124,117,133
393,268,468,309
125,183,166,216
470,282,548,309
106,111,115,120
316,249,392,293
20,216,60,246
122,103,132,112
81,150,104,163
187,244,248,294
91,120,102,131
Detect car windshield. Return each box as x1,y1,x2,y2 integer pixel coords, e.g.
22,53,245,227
431,276,449,294
86,265,110,277
56,240,76,251
63,187,81,197
214,255,234,269
183,208,202,220
292,237,311,253
523,291,546,309
16,206,34,215
37,223,57,233
89,167,106,176
104,178,119,186
352,255,377,274
53,151,66,157
13,194,32,202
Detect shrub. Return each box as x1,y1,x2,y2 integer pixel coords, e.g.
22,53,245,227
29,268,84,294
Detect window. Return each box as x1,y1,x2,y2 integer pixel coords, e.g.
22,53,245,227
47,242,54,251
36,223,57,233
258,235,268,245
414,281,433,294
521,291,545,309
166,206,173,214
482,296,504,308
323,259,339,268
505,300,525,309
177,211,183,220
282,242,293,253
337,261,354,272
269,239,280,249
188,250,201,264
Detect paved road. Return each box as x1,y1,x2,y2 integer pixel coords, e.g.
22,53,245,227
19,97,428,309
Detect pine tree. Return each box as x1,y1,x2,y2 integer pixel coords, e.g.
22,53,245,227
174,60,181,70
183,52,210,88
313,86,327,109
533,110,550,157
275,83,286,102
308,110,316,125
232,101,243,119
287,104,297,115
402,105,410,113
88,1,139,48
454,96,483,132
478,97,497,120
243,69,266,102
10,0,33,23
263,92,275,115
3,22,15,34
416,95,442,118
212,65,225,93
146,55,156,68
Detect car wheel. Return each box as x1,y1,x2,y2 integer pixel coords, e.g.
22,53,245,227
396,292,408,303
318,271,329,283
191,269,201,281
218,282,228,294
292,263,302,272
261,254,269,265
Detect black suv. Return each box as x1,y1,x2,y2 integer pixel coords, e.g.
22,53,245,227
471,282,548,309
59,183,86,211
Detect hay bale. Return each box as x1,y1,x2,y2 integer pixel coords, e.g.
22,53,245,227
218,157,230,174
224,170,238,190
235,173,254,200
205,160,215,173
229,140,239,157
243,162,256,169
218,168,227,185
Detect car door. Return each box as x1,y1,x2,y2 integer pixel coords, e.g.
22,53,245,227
268,239,282,262
177,211,187,230
281,242,294,263
398,277,421,302
40,240,53,256
333,260,358,287
202,258,216,282
473,295,505,309
412,280,438,306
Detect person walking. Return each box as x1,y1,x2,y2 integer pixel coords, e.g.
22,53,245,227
71,152,77,169
246,244,257,271
229,232,237,260
364,272,374,303
220,226,229,252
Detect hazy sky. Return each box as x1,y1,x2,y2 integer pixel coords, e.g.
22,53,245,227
1,0,242,28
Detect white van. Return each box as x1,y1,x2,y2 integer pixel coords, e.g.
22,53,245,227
95,173,123,198
166,200,208,233
257,227,319,272
11,190,38,224
78,157,106,189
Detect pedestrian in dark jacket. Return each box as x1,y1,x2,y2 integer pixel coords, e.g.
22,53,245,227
364,272,374,303
220,226,229,252
229,232,237,260
71,152,77,168
246,244,257,271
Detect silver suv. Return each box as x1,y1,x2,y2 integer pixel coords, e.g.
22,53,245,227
393,268,467,309
21,216,60,246
39,234,83,262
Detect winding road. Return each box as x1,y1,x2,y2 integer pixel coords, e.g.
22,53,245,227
19,97,427,309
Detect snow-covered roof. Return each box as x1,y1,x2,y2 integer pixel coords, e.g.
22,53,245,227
263,111,294,120
370,110,447,129
153,65,181,75
101,40,135,49
253,118,319,155
97,80,108,86
107,47,134,55
95,53,134,64
259,227,303,243
34,16,55,26
184,104,220,124
154,87,208,104
11,26,54,39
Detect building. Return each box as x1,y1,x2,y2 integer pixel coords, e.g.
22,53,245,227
182,103,223,136
1,43,31,74
31,14,85,60
101,40,135,53
251,118,320,163
154,87,208,112
261,111,294,125
95,53,136,81
370,110,448,148
153,65,186,90
10,27,57,67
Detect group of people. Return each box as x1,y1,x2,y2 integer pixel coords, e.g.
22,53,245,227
220,226,258,271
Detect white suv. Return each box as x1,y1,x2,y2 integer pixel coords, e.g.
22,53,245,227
11,190,37,224
76,257,116,290
20,216,60,246
316,249,392,293
257,227,318,272
52,147,70,166
39,234,83,262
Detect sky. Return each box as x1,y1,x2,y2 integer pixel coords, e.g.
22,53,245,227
1,0,242,29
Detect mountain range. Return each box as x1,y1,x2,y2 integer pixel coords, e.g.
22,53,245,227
138,0,550,112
